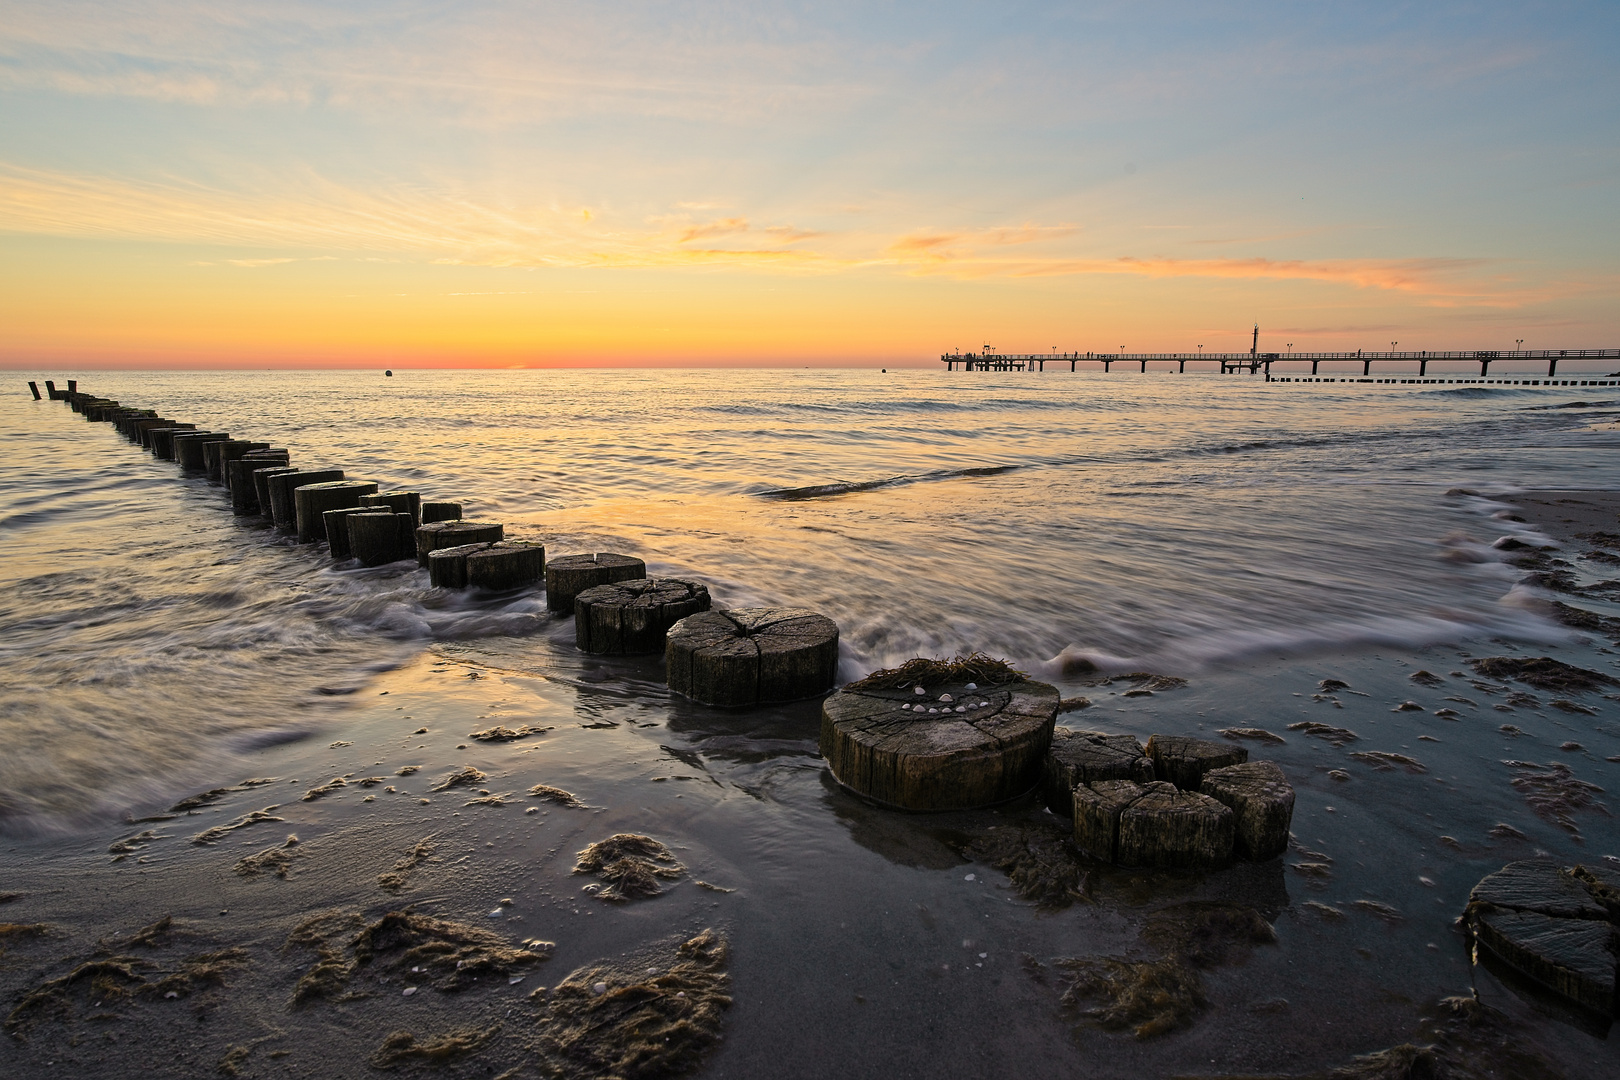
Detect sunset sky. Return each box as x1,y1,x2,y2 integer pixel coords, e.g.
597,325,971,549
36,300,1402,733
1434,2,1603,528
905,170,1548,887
2,1,1616,368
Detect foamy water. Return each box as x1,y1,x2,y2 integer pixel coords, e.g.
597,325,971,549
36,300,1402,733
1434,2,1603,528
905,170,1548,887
3,369,1618,827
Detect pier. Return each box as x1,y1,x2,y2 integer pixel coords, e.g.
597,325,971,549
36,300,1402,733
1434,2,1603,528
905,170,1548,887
941,348,1620,379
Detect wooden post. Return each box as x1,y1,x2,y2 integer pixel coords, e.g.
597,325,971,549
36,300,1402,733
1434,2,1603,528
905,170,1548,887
216,440,269,485
229,454,290,512
322,507,377,559
1041,729,1154,819
27,382,41,400
574,578,710,655
66,380,76,394
251,466,303,519
294,480,379,543
427,542,491,588
414,520,504,566
420,501,462,524
1144,735,1247,790
544,553,645,613
359,491,422,523
667,607,839,707
348,511,416,567
467,541,545,591
819,675,1058,810
1199,762,1294,861
267,469,345,531
173,432,229,471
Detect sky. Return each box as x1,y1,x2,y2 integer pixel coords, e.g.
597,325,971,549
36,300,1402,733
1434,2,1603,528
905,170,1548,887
1,1,1617,368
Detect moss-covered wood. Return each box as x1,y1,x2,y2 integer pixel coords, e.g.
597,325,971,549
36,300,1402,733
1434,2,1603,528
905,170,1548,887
819,676,1057,810
545,553,646,613
1042,729,1154,818
294,481,379,543
1199,761,1294,861
1145,735,1247,791
575,578,710,655
414,520,504,566
671,608,840,709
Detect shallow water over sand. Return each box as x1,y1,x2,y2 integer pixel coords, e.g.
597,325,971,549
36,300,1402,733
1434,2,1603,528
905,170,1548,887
3,369,1618,825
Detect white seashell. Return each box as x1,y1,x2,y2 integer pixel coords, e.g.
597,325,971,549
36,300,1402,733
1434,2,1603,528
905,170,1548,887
938,693,953,702
955,705,966,712
965,682,977,690
929,708,939,713
914,686,926,695
592,982,608,996
402,987,417,996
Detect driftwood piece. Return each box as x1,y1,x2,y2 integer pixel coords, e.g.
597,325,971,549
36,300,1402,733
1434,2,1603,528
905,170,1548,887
420,501,462,524
349,512,416,567
268,469,344,532
818,678,1058,810
1116,782,1234,869
672,607,840,708
575,578,710,655
294,480,378,543
467,541,546,591
545,553,646,613
415,521,504,567
1072,779,1145,862
361,491,422,524
1042,729,1154,819
324,507,378,560
1145,735,1248,791
1199,761,1294,861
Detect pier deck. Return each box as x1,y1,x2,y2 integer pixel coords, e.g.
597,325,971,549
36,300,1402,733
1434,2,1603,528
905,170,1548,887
941,349,1620,379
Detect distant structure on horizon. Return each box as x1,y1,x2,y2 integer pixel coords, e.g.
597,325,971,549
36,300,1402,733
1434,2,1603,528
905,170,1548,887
941,328,1619,383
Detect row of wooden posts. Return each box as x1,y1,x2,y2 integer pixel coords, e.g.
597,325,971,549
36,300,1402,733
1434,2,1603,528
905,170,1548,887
37,382,841,709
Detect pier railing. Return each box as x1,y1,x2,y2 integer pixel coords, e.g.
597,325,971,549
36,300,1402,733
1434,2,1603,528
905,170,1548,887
940,349,1620,378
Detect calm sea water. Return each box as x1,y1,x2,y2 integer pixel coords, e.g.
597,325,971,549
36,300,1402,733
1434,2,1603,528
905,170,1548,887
3,369,1618,828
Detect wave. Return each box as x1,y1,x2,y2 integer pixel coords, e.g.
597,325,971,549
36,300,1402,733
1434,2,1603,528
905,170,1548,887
1522,399,1620,411
754,464,1020,501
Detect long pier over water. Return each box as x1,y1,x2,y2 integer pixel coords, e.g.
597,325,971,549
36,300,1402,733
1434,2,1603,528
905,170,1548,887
942,348,1620,380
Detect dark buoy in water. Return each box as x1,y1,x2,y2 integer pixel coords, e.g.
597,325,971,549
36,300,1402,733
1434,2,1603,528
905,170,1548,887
385,369,393,377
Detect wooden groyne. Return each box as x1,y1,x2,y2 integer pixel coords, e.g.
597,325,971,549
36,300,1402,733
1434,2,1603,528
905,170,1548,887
27,381,841,709
942,348,1620,382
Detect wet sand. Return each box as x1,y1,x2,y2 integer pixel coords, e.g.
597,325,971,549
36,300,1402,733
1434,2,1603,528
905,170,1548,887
4,501,1620,1078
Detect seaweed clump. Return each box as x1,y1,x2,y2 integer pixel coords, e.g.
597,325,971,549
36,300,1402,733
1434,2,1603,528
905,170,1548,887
378,837,436,890
1470,656,1618,694
574,835,686,902
530,784,585,808
845,653,1027,692
5,947,249,1034
1504,759,1607,836
287,908,551,1005
469,725,550,742
233,835,300,878
961,820,1087,910
534,929,731,1080
371,1023,502,1068
1050,901,1275,1039
432,766,487,792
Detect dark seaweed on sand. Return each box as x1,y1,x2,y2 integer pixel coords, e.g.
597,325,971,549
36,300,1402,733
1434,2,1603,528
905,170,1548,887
1051,902,1275,1040
574,835,686,902
961,820,1088,910
534,929,731,1080
5,944,249,1034
1470,656,1618,694
1503,759,1606,837
371,1023,502,1068
844,653,1027,691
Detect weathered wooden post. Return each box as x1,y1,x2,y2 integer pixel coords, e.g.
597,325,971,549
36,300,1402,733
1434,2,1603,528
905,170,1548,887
575,578,710,654
668,607,840,708
349,512,417,567
414,520,504,566
27,382,40,400
427,543,490,588
231,455,291,514
545,553,645,613
267,469,345,532
215,440,269,485
1199,762,1294,861
173,432,229,471
1041,729,1155,819
420,501,462,524
1144,735,1247,790
818,661,1057,810
323,506,377,559
147,426,198,458
467,541,545,590
44,381,58,400
295,480,379,543
359,491,422,523
251,466,302,519
66,380,76,394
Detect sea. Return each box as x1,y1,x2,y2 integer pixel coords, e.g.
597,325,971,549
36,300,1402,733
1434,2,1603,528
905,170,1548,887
3,367,1618,828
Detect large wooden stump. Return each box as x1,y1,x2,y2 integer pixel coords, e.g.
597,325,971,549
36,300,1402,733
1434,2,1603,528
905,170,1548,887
467,541,545,590
427,543,491,588
361,491,422,523
575,578,710,655
1145,735,1248,791
251,466,301,518
1116,782,1234,869
1466,860,1620,1014
1073,780,1145,862
294,480,379,543
1042,729,1154,818
672,607,840,708
324,507,378,559
415,520,504,566
349,512,416,567
545,553,645,612
818,675,1057,810
1199,761,1294,861
420,501,462,524
268,469,344,531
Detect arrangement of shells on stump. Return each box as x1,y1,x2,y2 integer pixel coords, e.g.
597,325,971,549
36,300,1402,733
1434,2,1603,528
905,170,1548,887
1058,732,1295,869
820,664,1059,811
1462,859,1620,1017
